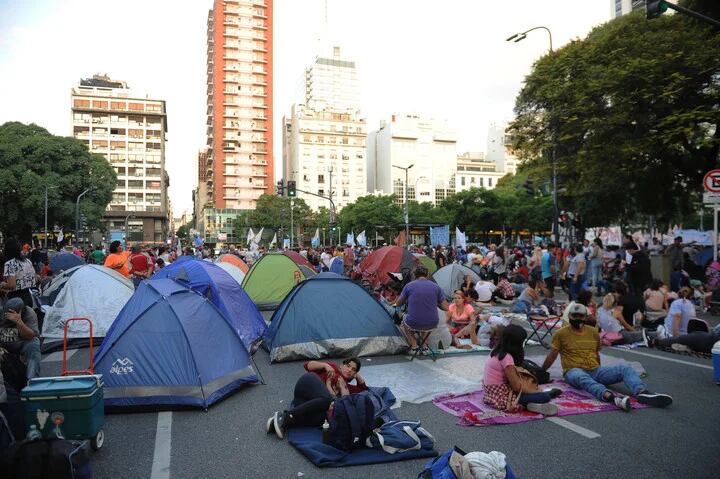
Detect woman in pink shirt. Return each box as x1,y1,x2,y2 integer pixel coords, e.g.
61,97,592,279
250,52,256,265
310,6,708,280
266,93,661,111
445,290,479,348
482,324,561,415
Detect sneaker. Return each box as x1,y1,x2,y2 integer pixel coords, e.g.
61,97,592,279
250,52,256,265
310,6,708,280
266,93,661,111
543,388,562,399
410,346,421,356
655,325,667,340
265,415,274,434
526,402,558,416
637,392,673,408
640,329,649,348
613,395,632,412
671,343,690,353
420,346,430,356
273,411,289,439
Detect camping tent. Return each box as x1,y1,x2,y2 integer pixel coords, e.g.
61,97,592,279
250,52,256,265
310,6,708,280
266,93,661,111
94,279,257,409
49,253,85,273
151,259,267,349
413,254,437,275
40,264,85,306
216,254,249,273
41,265,134,351
215,262,245,286
267,273,407,362
359,246,418,287
329,256,344,275
432,264,480,300
242,253,311,310
283,250,313,269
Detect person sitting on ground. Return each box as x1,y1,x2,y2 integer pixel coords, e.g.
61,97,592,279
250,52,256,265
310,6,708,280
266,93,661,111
613,280,646,329
0,297,41,379
394,265,449,355
656,287,695,341
460,274,479,302
541,303,672,411
483,324,561,416
474,273,496,303
266,358,367,439
511,279,543,314
669,265,690,293
644,279,668,315
597,294,648,345
562,289,597,327
445,290,479,349
491,274,515,302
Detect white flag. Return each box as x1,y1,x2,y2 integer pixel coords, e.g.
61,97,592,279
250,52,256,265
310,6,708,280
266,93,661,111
246,228,255,246
357,230,367,247
270,232,277,246
455,227,467,249
253,227,264,244
57,228,64,243
311,228,320,248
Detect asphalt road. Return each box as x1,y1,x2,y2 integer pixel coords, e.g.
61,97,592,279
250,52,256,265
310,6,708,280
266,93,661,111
39,312,719,479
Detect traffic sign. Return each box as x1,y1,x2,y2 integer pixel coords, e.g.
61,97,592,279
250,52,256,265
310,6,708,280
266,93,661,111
703,192,720,204
703,169,720,192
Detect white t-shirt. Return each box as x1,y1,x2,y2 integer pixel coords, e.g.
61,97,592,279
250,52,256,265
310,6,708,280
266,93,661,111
598,307,623,333
320,252,332,269
475,280,496,302
665,299,695,337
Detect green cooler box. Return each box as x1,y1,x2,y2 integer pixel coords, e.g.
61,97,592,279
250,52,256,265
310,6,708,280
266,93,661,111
21,374,105,450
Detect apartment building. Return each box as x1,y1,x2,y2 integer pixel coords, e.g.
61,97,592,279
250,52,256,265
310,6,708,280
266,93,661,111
455,152,506,191
486,123,519,175
71,74,169,243
206,0,273,211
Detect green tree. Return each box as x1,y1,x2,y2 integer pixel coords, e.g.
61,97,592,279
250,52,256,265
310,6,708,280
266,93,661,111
337,195,403,239
176,224,190,239
441,188,503,233
408,201,451,225
509,8,720,227
0,122,116,240
231,194,312,240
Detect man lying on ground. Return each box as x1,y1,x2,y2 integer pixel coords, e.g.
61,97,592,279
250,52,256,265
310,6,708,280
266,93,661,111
541,303,673,412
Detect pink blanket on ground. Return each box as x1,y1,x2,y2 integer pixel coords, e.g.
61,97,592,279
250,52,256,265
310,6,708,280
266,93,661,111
432,381,649,427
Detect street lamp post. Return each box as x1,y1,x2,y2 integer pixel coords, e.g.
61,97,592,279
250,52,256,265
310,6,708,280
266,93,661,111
392,164,414,247
44,185,57,249
124,213,135,244
506,25,558,244
75,187,91,246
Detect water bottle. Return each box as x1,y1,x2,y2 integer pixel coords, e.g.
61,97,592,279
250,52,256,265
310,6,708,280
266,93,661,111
712,340,720,386
26,424,42,441
322,420,330,443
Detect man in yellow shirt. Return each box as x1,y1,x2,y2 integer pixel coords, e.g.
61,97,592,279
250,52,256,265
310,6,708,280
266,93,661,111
541,303,672,411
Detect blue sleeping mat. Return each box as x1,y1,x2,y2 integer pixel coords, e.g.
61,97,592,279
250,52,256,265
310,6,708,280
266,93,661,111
287,387,438,468
287,427,437,468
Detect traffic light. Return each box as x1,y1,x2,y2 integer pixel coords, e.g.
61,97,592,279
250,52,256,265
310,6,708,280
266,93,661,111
522,179,534,195
287,180,296,198
329,222,337,232
276,179,284,197
80,214,87,230
646,0,668,19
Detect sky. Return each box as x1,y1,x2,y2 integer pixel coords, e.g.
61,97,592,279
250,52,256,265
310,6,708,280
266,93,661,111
0,0,611,216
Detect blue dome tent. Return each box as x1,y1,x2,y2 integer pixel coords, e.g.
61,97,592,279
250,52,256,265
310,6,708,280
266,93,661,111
94,279,258,409
151,259,268,350
49,252,85,273
267,274,408,362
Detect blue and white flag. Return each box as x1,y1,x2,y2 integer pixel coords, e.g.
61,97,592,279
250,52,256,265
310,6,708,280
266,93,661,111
311,228,320,248
455,227,467,249
429,225,450,247
283,238,290,249
193,235,204,247
357,230,367,247
57,228,64,243
346,231,355,246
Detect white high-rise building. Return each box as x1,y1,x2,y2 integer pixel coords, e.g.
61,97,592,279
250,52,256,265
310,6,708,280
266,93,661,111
455,152,505,191
71,74,169,242
486,123,519,175
367,114,457,206
611,0,647,18
283,47,367,211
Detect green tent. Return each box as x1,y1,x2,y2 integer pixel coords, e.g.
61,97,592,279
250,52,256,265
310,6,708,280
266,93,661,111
413,254,437,275
241,253,310,310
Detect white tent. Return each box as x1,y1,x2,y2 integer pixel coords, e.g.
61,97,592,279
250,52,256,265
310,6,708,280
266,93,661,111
41,265,134,351
216,262,246,286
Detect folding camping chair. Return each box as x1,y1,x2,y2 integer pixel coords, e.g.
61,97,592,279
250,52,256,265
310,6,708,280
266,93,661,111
525,314,563,349
406,326,439,362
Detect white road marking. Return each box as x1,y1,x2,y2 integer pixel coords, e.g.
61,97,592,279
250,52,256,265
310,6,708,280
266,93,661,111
611,348,714,370
151,412,172,479
41,349,77,363
547,417,601,439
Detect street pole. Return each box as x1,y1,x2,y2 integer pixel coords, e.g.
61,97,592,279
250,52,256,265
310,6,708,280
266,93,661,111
392,164,414,248
290,199,294,249
552,147,559,244
75,187,91,246
714,206,718,262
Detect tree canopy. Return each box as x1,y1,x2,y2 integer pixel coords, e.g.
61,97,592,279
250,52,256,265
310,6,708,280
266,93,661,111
509,5,720,227
0,122,116,240
337,195,403,238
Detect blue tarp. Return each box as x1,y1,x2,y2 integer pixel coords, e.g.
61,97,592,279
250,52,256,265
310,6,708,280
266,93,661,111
49,253,85,273
151,259,268,349
94,279,257,409
287,387,437,468
267,275,408,362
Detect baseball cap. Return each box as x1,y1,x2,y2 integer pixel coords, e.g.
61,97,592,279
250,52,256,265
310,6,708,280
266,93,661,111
568,303,587,317
3,297,25,314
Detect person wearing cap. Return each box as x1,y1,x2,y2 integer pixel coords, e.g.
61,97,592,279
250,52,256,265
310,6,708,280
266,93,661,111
541,302,673,411
0,297,41,379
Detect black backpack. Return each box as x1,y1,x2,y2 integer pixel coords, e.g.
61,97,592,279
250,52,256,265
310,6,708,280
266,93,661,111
327,394,376,451
0,438,92,479
521,359,550,385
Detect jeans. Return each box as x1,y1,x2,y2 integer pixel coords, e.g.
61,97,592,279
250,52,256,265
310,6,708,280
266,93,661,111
569,274,585,301
20,337,41,379
289,373,334,427
590,259,602,287
564,365,646,401
518,391,552,406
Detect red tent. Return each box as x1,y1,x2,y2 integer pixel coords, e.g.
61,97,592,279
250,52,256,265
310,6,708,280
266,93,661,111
283,250,313,269
359,246,418,287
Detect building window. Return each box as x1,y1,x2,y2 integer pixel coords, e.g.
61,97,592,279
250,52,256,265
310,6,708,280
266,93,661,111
318,189,324,196
470,177,475,184
129,103,144,111
461,177,466,186
73,99,90,108
479,178,483,187
318,174,325,183
111,101,126,110
92,100,108,109
488,178,493,187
